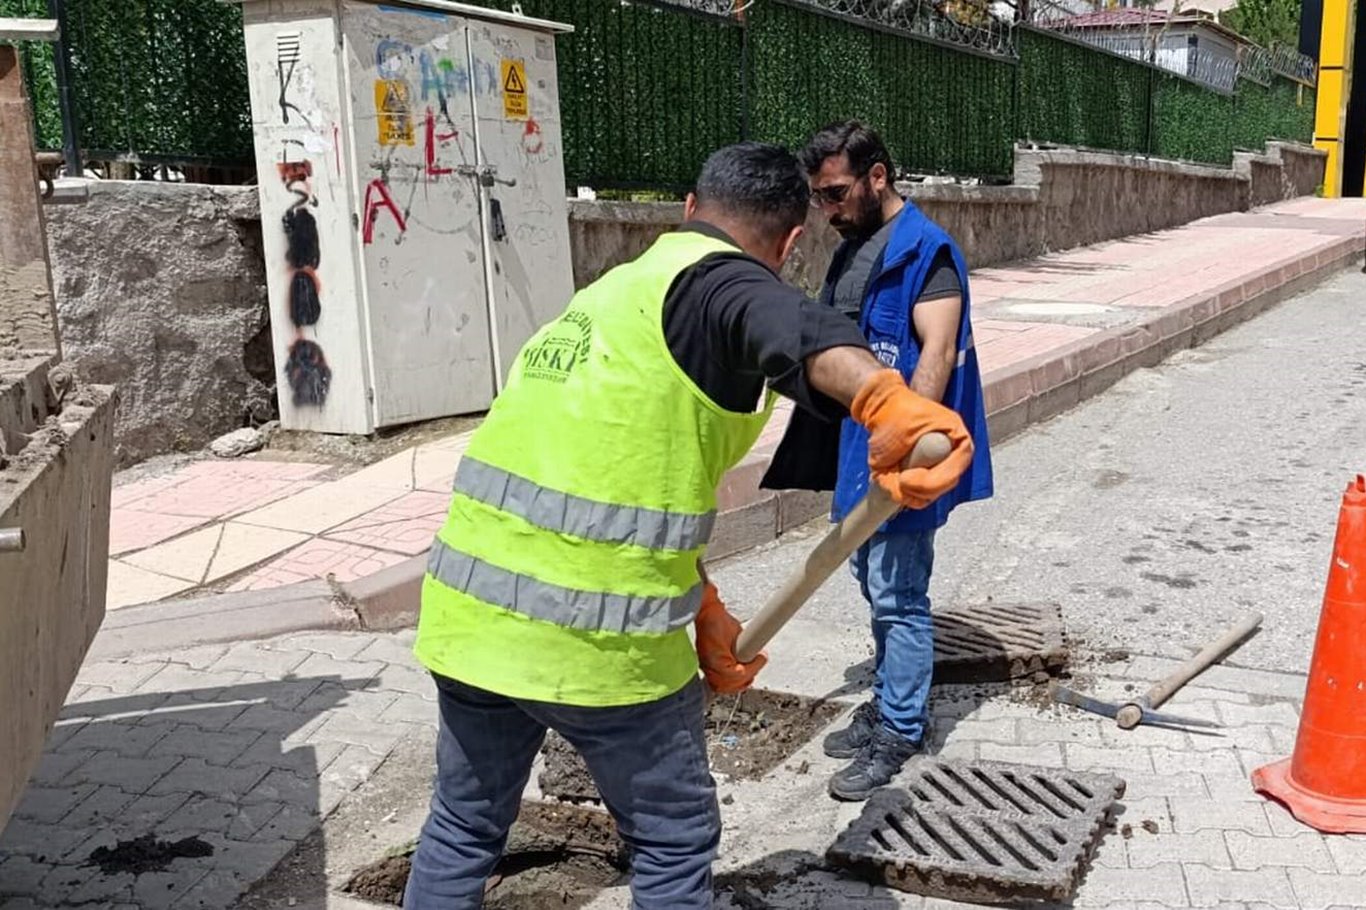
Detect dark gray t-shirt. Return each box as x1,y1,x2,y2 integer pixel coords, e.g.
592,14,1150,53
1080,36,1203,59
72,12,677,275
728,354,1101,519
823,213,962,324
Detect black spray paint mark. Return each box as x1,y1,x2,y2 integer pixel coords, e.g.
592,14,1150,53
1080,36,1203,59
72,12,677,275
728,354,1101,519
289,270,322,326
286,340,332,406
283,208,321,269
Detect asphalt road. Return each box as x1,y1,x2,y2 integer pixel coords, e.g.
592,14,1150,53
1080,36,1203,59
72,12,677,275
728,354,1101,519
712,268,1366,679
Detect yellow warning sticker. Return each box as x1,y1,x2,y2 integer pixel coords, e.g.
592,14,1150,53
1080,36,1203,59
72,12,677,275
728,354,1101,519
375,79,414,146
501,58,528,120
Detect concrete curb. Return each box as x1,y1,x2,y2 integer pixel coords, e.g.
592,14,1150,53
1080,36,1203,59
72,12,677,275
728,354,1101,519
91,239,1364,658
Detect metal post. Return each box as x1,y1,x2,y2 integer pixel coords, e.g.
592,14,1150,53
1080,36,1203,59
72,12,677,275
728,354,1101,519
0,527,25,552
46,0,81,177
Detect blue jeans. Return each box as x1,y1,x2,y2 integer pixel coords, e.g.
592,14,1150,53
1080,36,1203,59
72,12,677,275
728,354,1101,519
850,529,937,744
403,674,720,910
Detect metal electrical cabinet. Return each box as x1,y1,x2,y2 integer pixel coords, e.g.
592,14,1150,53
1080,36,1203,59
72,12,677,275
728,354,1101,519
235,0,574,434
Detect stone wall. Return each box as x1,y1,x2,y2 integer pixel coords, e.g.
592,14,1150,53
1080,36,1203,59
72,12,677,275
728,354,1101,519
42,141,1325,465
44,182,272,467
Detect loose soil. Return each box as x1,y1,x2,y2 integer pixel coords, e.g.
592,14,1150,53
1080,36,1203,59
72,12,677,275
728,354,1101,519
705,688,842,779
343,801,627,908
85,834,214,875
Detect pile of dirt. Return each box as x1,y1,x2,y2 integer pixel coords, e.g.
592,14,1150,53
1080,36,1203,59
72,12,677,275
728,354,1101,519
705,689,842,779
85,834,214,875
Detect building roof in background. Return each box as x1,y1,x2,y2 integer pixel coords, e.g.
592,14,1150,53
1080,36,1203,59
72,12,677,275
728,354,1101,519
1038,8,1251,45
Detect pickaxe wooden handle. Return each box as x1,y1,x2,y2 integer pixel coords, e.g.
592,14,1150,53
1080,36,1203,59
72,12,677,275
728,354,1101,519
734,432,953,663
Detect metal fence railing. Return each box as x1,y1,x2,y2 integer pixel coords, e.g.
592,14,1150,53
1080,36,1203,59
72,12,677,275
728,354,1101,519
3,0,1317,187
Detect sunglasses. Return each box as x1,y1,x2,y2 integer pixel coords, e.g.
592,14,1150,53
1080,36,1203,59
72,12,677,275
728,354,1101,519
810,182,855,207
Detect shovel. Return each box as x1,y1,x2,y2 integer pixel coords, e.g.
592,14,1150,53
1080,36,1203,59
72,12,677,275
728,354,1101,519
734,431,953,662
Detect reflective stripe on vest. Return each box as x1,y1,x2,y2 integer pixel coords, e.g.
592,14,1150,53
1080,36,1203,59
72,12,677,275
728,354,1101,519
454,456,716,552
426,537,702,634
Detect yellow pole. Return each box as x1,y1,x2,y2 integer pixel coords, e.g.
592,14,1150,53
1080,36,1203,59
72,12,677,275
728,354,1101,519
1315,0,1357,196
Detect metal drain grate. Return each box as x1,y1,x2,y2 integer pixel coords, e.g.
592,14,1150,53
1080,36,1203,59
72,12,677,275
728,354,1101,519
828,758,1124,903
933,602,1068,683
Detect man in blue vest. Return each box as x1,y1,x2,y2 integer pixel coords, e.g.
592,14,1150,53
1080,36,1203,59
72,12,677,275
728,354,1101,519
793,121,994,801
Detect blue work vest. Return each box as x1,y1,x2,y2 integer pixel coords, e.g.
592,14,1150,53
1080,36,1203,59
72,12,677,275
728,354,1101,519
831,202,994,532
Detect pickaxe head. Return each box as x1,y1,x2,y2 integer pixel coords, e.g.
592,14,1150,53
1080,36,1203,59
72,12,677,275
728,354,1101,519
1048,682,1222,733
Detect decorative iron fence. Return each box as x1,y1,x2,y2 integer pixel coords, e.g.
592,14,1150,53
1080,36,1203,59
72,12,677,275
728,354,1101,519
3,0,1317,186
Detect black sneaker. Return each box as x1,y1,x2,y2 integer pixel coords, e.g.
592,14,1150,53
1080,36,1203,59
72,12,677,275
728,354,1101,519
828,726,922,802
822,700,879,759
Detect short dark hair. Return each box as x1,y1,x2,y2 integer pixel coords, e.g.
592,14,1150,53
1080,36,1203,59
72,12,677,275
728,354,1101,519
694,141,810,237
798,120,895,178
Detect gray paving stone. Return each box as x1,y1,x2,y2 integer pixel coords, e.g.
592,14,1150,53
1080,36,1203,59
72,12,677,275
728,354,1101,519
1185,725,1279,753
291,681,389,721
41,720,86,752
1151,746,1248,778
233,737,344,776
131,868,214,910
371,662,435,697
134,663,251,700
263,632,375,661
229,702,329,736
1073,862,1189,907
1171,799,1274,836
173,836,297,908
1016,718,1108,747
63,870,136,905
1099,722,1195,751
33,862,93,905
243,768,316,809
0,855,49,896
1184,866,1297,909
251,803,322,842
289,652,387,685
305,713,412,755
1118,770,1211,801
1264,801,1322,838
8,783,97,825
1225,832,1335,873
115,791,193,832
73,660,163,694
242,677,329,712
1284,863,1366,907
930,716,1019,744
210,642,310,678
1065,743,1157,773
147,759,271,802
976,741,1066,766
1326,835,1366,874
140,699,253,732
62,751,179,792
1217,702,1301,730
318,745,387,817
355,633,424,666
24,749,94,786
60,784,139,829
159,795,279,840
59,718,176,758
1128,830,1233,870
929,739,978,761
379,691,439,725
147,724,264,766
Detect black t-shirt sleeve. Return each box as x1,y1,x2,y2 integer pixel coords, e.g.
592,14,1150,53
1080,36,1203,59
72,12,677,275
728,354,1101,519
663,253,870,420
919,248,962,302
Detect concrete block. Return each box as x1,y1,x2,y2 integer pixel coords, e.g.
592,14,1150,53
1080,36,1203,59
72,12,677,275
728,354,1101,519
259,632,375,662
1170,798,1274,836
146,725,265,767
8,783,97,825
210,641,312,678
148,759,270,802
62,752,179,792
1064,743,1156,774
1326,835,1366,875
1118,771,1210,801
1073,862,1189,907
976,742,1066,767
1126,830,1231,869
233,739,343,778
1225,831,1335,872
1184,866,1296,908
777,489,831,534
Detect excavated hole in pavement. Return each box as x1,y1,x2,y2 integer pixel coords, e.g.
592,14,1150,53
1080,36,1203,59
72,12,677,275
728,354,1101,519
343,801,628,908
342,690,841,907
540,688,844,804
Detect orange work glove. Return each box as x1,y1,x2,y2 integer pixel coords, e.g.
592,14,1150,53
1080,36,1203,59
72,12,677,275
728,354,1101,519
851,369,974,510
694,582,766,695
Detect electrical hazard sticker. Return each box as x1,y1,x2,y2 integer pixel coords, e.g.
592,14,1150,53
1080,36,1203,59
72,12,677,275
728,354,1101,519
375,79,414,146
501,58,528,120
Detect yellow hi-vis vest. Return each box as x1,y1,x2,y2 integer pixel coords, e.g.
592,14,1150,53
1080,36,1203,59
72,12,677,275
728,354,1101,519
414,230,775,706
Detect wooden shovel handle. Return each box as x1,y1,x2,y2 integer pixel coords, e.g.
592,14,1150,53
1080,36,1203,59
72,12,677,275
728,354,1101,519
734,431,952,662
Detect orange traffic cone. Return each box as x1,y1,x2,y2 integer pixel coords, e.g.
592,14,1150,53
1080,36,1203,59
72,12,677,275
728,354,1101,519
1252,475,1366,833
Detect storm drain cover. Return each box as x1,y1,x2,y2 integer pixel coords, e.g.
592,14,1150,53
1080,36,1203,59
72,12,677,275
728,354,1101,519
933,602,1068,684
828,758,1124,904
